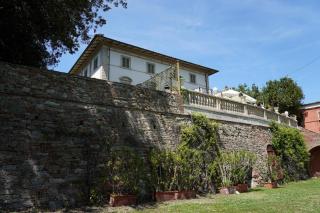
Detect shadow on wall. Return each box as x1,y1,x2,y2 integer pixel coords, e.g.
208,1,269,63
0,62,186,211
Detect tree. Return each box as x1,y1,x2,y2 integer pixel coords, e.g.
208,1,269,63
234,77,304,116
0,0,127,68
233,83,263,104
263,77,304,115
270,122,309,181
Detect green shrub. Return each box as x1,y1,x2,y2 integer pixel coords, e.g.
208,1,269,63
180,113,219,192
176,145,203,191
105,147,145,195
214,150,256,187
149,149,178,192
232,150,256,184
270,122,309,181
150,113,219,193
181,113,218,151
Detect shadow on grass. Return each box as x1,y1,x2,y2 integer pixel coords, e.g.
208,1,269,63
248,188,264,192
133,202,161,211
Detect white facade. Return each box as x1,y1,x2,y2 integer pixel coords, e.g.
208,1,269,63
77,45,209,91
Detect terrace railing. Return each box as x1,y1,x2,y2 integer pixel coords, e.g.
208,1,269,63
183,90,298,127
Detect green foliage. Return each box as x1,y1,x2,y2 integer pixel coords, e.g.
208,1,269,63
105,147,145,195
180,113,219,192
263,77,304,115
176,145,203,190
270,122,309,181
150,113,219,192
0,1,127,67
89,188,104,205
214,150,256,187
233,77,304,116
232,150,256,184
181,113,218,151
233,83,263,104
149,149,179,192
149,147,206,192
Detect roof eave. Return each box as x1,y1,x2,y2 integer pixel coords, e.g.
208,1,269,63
69,35,219,75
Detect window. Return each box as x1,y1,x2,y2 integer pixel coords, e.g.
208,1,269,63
84,69,88,77
304,111,308,117
119,76,133,85
93,57,98,70
190,73,196,84
147,62,155,74
318,111,320,119
121,56,131,69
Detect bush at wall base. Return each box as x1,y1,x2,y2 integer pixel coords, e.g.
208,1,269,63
259,154,282,189
105,147,145,206
215,150,256,195
149,148,199,202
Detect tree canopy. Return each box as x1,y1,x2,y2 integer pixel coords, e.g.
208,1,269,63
233,83,262,102
0,0,127,68
263,77,304,115
234,77,304,116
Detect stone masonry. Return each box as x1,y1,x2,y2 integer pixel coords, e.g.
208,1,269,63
0,63,187,211
0,62,274,211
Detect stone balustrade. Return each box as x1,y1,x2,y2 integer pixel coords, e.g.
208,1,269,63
182,90,298,127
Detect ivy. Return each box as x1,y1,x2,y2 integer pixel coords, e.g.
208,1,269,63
270,122,309,181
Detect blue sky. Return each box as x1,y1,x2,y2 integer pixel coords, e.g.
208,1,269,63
54,0,319,103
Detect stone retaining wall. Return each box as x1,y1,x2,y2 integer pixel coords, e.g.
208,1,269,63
0,62,276,211
218,121,273,186
0,63,186,211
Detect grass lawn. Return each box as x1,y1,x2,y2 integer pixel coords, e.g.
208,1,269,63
131,178,320,213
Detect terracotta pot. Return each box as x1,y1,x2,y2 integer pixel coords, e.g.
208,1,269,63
236,183,249,193
175,190,196,200
155,190,196,202
155,191,178,202
264,182,277,189
219,186,236,195
109,194,137,207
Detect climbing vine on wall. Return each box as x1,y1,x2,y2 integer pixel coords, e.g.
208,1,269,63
180,112,219,192
270,122,309,181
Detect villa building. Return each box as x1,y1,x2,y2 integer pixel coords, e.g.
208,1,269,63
301,102,320,133
68,34,298,128
69,34,218,92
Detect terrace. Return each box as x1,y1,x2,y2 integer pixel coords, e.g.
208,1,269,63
182,90,298,128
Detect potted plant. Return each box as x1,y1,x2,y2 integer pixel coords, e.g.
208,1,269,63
215,151,236,194
106,147,143,206
174,146,201,199
260,155,281,189
215,150,256,194
150,147,200,202
150,149,179,202
233,151,256,193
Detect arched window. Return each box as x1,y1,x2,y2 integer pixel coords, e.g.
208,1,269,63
119,76,133,85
